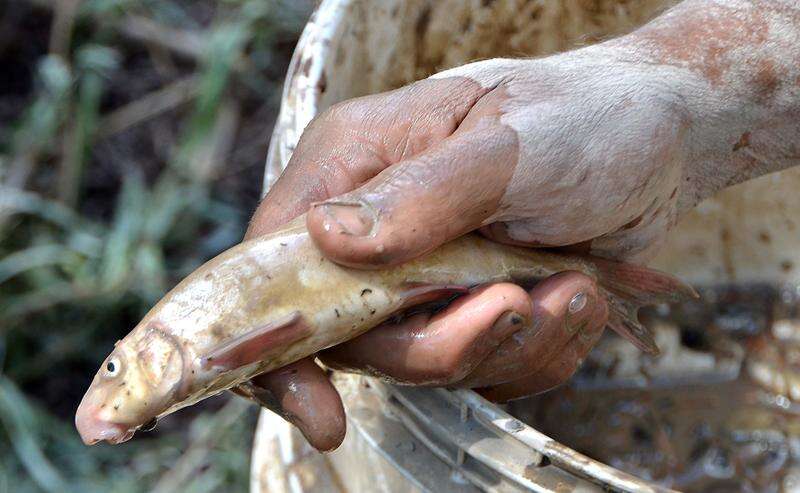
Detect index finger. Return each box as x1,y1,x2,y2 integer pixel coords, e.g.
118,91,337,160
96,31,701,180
246,77,490,239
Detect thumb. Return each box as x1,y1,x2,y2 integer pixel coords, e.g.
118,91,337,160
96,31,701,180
306,93,519,268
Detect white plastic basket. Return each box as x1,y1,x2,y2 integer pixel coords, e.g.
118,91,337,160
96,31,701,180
252,1,800,491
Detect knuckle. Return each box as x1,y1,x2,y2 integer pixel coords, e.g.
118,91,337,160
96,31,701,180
315,100,362,127
323,96,385,125
482,284,533,316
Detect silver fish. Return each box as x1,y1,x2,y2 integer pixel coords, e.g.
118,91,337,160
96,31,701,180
75,215,696,444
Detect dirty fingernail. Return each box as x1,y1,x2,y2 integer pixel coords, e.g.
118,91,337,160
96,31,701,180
237,383,300,426
248,386,282,412
261,394,304,429
491,311,526,337
316,201,376,237
568,292,587,314
566,290,595,333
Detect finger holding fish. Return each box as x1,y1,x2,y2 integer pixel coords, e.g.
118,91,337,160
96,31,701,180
305,89,517,269
319,283,533,385
246,77,490,242
245,359,347,453
473,274,609,401
458,271,606,389
320,273,608,394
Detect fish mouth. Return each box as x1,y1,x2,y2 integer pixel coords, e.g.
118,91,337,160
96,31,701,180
75,403,136,445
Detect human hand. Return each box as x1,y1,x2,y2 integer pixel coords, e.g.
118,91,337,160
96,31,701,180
234,48,691,451
238,0,800,450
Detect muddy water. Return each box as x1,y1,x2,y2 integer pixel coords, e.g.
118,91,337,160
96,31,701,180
509,286,800,492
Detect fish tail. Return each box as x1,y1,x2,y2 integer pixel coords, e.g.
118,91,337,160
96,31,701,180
592,257,699,356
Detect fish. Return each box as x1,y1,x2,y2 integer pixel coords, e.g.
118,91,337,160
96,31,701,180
75,215,697,445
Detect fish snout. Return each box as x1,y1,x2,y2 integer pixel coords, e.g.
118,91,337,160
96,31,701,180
75,401,135,445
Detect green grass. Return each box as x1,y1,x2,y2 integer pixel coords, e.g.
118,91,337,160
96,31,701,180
0,1,310,490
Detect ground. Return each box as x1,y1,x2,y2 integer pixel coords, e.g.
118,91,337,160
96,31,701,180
0,1,311,491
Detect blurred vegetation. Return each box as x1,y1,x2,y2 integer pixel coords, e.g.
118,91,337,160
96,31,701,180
0,0,312,491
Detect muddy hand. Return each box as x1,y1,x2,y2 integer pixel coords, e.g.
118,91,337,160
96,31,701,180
320,272,608,402
235,68,617,452
238,0,800,452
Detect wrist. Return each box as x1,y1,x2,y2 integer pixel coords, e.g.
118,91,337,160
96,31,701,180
607,0,800,200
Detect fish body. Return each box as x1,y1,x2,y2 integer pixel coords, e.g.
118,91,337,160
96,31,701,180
75,215,696,444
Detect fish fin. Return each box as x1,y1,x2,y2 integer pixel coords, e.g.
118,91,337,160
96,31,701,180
201,311,310,371
605,296,661,355
593,258,699,356
398,283,470,310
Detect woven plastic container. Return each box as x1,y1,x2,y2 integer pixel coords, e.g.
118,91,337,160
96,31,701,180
251,2,800,491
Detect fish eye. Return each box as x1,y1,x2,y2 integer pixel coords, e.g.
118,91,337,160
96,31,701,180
103,356,122,377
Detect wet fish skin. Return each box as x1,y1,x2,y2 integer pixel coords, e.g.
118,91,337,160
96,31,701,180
75,215,696,445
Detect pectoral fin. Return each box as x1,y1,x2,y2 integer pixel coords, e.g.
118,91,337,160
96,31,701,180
201,311,311,371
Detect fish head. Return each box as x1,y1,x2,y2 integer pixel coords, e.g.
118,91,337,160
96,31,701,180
76,323,185,445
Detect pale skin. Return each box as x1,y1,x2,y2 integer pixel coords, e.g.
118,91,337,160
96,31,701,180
239,0,800,451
